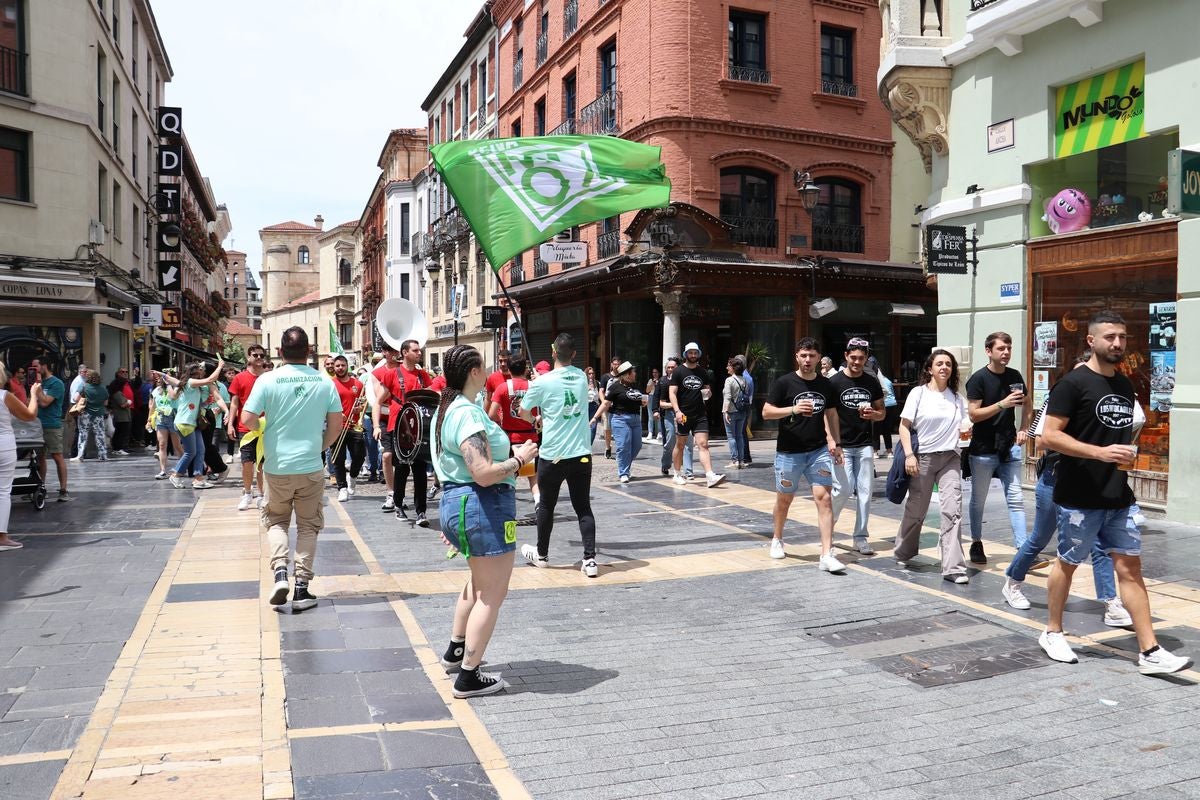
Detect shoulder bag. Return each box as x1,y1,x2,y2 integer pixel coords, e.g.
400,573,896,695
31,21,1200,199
885,388,924,504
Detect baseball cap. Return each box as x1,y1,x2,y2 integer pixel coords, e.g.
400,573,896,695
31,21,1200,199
683,342,701,355
535,360,551,375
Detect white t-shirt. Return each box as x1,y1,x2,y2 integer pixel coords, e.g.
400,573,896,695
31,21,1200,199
900,384,967,453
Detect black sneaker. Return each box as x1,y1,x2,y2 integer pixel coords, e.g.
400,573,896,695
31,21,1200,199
396,504,409,522
269,568,289,605
427,484,440,500
415,512,430,528
440,640,465,671
452,667,509,698
661,468,670,476
292,583,318,611
969,541,987,564
605,447,612,460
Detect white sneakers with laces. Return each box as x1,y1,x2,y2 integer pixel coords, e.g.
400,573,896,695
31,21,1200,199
1103,597,1133,627
337,488,349,502
769,538,785,560
347,476,356,497
581,558,599,578
1003,579,1032,611
672,473,688,486
521,543,549,568
705,472,726,488
237,493,252,511
1039,629,1079,664
1138,646,1191,675
819,552,846,574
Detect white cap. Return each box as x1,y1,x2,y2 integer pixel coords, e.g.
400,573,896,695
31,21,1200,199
683,342,701,355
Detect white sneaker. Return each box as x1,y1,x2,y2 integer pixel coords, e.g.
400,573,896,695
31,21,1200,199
168,475,184,489
819,553,846,574
581,558,599,578
1103,598,1133,627
347,476,356,496
1039,629,1079,664
337,488,349,502
257,496,266,510
855,541,876,556
69,456,82,463
769,538,785,560
618,475,629,484
705,472,726,488
521,543,548,568
237,493,251,511
1138,646,1191,676
672,473,688,486
1003,580,1032,610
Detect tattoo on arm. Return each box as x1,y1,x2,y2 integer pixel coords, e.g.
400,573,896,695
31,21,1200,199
461,431,492,473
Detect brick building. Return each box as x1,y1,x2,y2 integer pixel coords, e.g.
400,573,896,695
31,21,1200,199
478,0,933,416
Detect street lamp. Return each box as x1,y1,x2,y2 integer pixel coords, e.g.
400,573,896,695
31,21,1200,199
794,170,820,213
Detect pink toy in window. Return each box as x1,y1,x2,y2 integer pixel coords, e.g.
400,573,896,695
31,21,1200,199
1043,188,1092,234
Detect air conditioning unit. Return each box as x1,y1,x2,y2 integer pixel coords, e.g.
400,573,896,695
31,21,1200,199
88,219,107,245
809,297,838,319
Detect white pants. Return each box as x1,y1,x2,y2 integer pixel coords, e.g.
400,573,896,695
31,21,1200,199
0,435,16,533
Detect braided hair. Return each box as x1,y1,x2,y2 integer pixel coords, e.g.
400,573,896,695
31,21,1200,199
434,344,484,457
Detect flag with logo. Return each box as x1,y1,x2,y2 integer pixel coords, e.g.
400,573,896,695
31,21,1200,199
328,321,344,356
430,135,671,270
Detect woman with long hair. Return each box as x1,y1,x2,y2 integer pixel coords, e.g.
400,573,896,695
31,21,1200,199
645,367,661,440
72,370,110,462
431,345,538,698
867,356,899,458
0,360,42,550
149,373,181,479
161,358,224,489
584,365,601,445
893,349,971,583
198,382,230,483
722,356,751,469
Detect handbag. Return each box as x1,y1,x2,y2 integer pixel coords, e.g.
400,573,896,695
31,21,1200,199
885,388,924,504
69,396,86,417
104,414,115,438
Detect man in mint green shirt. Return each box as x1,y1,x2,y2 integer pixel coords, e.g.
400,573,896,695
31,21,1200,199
242,327,343,611
517,333,598,577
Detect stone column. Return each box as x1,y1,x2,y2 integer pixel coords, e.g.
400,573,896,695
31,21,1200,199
654,288,685,367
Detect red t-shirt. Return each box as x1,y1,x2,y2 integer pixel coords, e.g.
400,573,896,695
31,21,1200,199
491,378,537,443
333,375,363,420
228,369,261,433
485,370,509,403
374,364,404,430
429,375,447,392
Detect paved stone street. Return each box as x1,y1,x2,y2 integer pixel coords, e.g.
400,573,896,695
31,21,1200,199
4,440,1200,799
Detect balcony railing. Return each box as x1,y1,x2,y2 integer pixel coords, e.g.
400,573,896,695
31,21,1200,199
564,0,578,36
722,215,778,249
970,0,1000,10
533,256,549,278
727,64,771,84
820,78,859,97
577,89,620,136
477,100,487,125
513,58,524,89
536,32,548,67
813,223,864,253
597,231,621,259
548,118,576,136
0,45,28,96
509,259,524,285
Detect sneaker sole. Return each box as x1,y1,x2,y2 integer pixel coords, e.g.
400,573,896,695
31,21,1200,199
819,563,847,574
706,475,727,488
1104,616,1133,628
440,658,464,672
1039,640,1079,664
292,598,318,611
1139,658,1191,676
1004,596,1032,611
453,678,509,698
268,581,289,606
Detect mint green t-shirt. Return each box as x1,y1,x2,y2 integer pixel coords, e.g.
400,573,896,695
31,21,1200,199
432,395,516,487
520,365,589,461
173,381,205,427
243,364,341,475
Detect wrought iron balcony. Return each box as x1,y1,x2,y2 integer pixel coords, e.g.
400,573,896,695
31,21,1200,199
430,208,471,253
508,259,524,285
564,0,578,36
513,58,524,89
548,118,576,136
536,32,548,67
722,215,778,249
533,256,549,278
727,64,771,84
577,89,620,136
0,45,27,96
820,78,858,98
813,223,864,253
477,101,487,124
597,231,621,259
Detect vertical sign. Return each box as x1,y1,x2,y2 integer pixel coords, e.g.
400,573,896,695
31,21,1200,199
925,225,968,274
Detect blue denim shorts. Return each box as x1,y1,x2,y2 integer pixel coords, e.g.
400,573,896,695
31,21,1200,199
1056,505,1141,564
774,449,834,493
156,414,176,432
440,483,518,559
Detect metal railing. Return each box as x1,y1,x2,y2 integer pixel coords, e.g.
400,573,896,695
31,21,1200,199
533,256,549,278
577,89,620,136
564,0,578,36
970,0,1000,10
0,45,27,96
477,100,487,125
597,231,621,259
536,31,548,67
727,64,771,84
513,58,524,89
722,215,778,248
812,223,864,253
548,118,576,136
820,78,859,97
509,259,524,285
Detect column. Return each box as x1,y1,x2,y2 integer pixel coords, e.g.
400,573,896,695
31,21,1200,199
655,289,685,368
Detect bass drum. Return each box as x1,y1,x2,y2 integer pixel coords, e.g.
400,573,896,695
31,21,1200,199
394,392,438,465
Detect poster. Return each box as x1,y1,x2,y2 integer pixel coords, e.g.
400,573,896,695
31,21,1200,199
1033,389,1048,409
1033,321,1058,367
1033,370,1050,391
1150,302,1176,352
1149,302,1176,413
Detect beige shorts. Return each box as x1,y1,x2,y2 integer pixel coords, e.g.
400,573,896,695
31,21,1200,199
43,426,64,455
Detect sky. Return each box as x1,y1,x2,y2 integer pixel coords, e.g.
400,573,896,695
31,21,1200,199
151,0,482,278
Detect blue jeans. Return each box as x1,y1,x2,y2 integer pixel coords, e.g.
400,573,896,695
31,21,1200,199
588,402,600,445
648,411,661,439
1005,471,1117,600
726,410,748,464
173,427,204,477
774,449,834,492
832,444,874,544
611,413,642,478
969,445,1028,548
362,414,381,474
660,410,693,474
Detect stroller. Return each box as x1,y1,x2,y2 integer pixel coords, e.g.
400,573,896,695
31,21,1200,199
11,417,47,510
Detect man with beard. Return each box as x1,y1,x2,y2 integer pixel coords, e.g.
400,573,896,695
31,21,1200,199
1037,310,1189,675
668,343,725,488
829,338,885,555
376,339,433,527
228,345,268,511
330,355,366,503
484,350,512,406
653,357,692,477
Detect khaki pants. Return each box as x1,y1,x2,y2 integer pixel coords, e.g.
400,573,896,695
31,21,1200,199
894,450,967,577
263,470,325,581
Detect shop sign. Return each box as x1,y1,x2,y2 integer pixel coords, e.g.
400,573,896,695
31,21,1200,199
925,225,968,275
139,304,163,327
987,119,1014,153
434,321,465,339
0,275,95,303
157,261,181,291
1167,148,1200,215
160,306,182,330
999,282,1021,304
156,107,182,139
539,242,587,263
1055,60,1145,159
481,305,507,329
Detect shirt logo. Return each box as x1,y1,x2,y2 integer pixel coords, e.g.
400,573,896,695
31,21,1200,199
793,391,827,414
839,387,873,411
682,375,704,391
1095,394,1133,428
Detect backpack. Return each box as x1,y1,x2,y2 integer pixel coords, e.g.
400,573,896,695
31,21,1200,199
732,378,750,412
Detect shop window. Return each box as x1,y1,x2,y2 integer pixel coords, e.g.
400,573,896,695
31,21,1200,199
297,245,310,265
812,179,863,253
0,126,30,201
1029,131,1178,236
719,167,777,247
339,323,353,350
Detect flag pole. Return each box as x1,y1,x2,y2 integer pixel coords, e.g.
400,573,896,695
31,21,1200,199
496,277,532,366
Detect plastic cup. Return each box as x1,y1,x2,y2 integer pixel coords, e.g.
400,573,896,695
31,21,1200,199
799,398,815,417
858,401,872,418
959,422,973,442
1118,445,1138,471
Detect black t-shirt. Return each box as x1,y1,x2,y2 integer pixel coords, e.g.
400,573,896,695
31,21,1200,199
1046,366,1136,510
768,371,837,454
670,364,709,415
606,379,645,414
828,370,884,448
966,366,1025,455
654,374,672,411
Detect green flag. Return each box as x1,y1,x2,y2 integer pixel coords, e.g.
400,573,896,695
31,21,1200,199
430,135,671,270
328,321,344,356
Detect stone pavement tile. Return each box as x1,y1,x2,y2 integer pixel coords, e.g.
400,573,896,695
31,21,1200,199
336,611,402,629
343,628,411,650
379,728,477,770
294,763,497,800
16,716,89,754
24,664,109,691
164,580,260,602
289,732,387,778
0,758,67,800
78,762,262,799
282,629,348,652
364,692,451,724
356,670,436,696
283,673,360,700
282,648,420,675
286,695,373,729
7,687,104,719
0,694,14,718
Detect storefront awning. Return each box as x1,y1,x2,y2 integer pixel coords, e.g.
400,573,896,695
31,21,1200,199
889,303,926,316
0,298,124,315
153,335,221,363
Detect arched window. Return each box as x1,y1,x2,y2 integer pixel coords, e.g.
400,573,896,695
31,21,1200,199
812,178,863,253
719,167,777,247
233,303,239,316
232,272,238,285
297,245,310,265
338,258,352,286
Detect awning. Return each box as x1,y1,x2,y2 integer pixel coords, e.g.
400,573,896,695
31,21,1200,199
153,335,221,362
890,303,926,316
94,278,141,308
0,298,124,315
